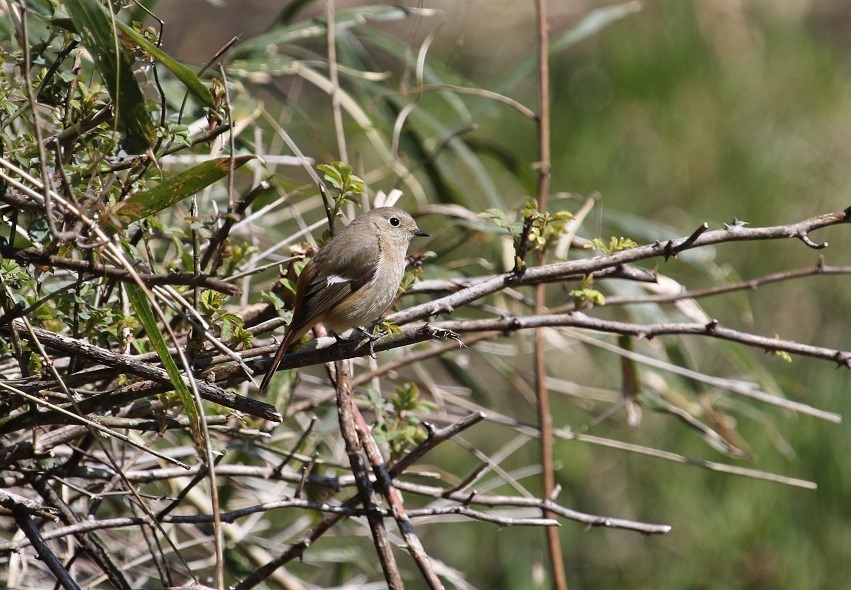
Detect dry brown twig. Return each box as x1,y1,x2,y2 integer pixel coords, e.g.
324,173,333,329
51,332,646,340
5,208,846,587
4,2,851,587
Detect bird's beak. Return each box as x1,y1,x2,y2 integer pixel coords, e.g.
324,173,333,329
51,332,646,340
414,229,430,237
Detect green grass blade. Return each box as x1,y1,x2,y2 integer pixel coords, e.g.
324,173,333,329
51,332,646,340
106,155,255,232
114,20,215,108
125,283,200,445
495,2,642,95
65,0,156,153
231,5,435,58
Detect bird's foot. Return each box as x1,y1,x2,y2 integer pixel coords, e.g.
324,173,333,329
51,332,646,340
355,326,380,358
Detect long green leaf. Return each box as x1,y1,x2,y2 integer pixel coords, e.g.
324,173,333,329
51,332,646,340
106,155,255,232
495,2,642,95
114,20,215,108
231,5,437,58
65,0,155,153
339,31,505,209
125,283,200,445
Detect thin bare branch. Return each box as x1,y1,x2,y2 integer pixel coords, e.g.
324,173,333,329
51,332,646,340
603,256,851,307
2,319,281,423
336,359,403,589
354,406,445,589
0,245,241,295
389,207,851,327
13,507,82,590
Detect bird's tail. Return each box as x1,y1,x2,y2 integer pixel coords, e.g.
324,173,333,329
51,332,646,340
258,331,295,394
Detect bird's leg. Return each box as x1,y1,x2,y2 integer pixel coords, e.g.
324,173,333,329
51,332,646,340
329,329,376,358
354,326,380,358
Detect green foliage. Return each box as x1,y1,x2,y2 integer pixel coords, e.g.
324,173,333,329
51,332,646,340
479,207,524,235
398,269,421,293
373,317,403,335
2,2,850,589
199,290,251,347
261,291,290,313
64,0,156,152
126,283,201,447
156,122,191,148
569,274,606,306
479,199,575,258
569,286,606,307
585,235,638,254
771,335,793,363
0,260,27,291
317,161,365,219
114,18,215,108
368,383,437,461
105,156,255,234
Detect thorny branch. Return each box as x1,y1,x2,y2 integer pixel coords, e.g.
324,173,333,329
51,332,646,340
334,359,403,589
2,3,851,587
5,166,848,584
5,223,850,588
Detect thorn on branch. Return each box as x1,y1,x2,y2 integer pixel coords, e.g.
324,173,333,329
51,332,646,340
505,316,523,335
664,222,709,260
422,323,461,343
427,300,455,318
797,231,827,250
723,218,748,230
833,351,851,369
705,319,719,334
463,491,477,507
549,484,562,501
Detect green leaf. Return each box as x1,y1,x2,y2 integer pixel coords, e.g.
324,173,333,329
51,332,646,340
125,283,200,445
585,236,637,254
570,287,606,306
65,0,156,153
479,208,508,224
495,2,641,95
105,155,255,233
231,5,434,59
772,335,793,363
317,161,364,196
27,218,49,243
113,20,215,108
317,162,345,190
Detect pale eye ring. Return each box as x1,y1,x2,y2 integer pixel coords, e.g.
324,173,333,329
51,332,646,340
389,217,400,227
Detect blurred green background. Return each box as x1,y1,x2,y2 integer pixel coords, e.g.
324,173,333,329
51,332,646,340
158,1,851,587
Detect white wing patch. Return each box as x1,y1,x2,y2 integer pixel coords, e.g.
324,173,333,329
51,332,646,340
325,274,350,285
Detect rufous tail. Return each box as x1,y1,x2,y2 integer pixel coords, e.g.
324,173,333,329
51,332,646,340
258,331,294,394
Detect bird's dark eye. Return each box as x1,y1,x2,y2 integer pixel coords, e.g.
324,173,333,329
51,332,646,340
389,217,400,227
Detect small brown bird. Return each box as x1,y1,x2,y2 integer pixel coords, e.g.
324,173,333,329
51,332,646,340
259,207,429,393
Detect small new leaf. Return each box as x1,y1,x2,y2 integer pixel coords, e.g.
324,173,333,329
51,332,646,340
375,318,403,335
482,201,575,257
479,208,511,229
369,382,436,461
586,236,638,254
570,287,606,306
318,162,365,213
772,335,793,362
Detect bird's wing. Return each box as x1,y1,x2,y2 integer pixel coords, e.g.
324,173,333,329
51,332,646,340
295,238,379,330
260,239,379,393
